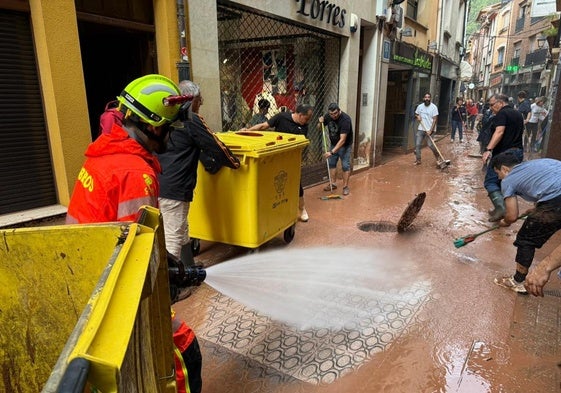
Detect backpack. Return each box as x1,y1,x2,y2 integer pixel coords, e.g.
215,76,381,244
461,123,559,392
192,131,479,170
98,100,124,137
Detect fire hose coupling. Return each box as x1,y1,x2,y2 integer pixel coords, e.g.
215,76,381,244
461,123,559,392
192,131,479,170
167,252,207,287
183,265,207,287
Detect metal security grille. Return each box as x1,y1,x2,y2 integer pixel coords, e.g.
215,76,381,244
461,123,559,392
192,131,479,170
217,2,340,183
0,9,56,215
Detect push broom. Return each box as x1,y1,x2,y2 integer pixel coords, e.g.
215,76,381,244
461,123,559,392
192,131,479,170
320,123,343,200
453,214,527,248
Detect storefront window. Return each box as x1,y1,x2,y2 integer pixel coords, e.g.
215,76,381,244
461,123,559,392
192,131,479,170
217,3,340,177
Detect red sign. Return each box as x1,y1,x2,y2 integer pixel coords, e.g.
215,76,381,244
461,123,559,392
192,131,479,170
490,75,502,86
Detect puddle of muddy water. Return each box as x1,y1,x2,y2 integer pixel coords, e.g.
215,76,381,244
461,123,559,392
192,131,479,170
204,247,430,330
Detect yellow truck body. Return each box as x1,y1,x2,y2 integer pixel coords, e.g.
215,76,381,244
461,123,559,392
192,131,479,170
0,206,176,392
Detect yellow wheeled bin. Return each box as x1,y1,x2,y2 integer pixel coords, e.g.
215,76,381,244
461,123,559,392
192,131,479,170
188,131,309,249
0,206,176,393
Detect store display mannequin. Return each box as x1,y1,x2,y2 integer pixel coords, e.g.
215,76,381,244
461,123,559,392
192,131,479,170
252,79,278,118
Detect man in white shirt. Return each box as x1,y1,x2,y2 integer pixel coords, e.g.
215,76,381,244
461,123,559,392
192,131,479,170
414,93,442,167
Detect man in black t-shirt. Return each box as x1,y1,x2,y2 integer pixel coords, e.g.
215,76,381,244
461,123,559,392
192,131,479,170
482,94,524,222
243,104,313,222
319,103,354,195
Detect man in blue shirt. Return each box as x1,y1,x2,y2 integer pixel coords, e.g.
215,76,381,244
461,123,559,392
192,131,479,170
492,151,561,293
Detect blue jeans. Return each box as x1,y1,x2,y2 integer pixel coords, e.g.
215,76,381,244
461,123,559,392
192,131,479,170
484,148,524,194
328,144,352,172
415,130,438,162
451,120,463,141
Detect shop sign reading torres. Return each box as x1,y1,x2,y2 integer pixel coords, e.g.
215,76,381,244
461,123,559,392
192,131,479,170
295,0,347,29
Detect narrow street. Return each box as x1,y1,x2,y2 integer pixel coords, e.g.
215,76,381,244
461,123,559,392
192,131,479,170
174,133,561,393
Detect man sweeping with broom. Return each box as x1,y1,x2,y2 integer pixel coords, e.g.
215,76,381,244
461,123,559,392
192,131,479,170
319,103,354,196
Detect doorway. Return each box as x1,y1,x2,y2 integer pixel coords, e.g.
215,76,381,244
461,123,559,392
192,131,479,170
78,21,155,140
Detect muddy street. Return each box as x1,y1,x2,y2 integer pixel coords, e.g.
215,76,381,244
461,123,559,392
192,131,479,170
175,134,561,393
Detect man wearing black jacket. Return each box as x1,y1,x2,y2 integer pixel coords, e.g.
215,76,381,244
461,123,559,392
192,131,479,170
158,80,240,273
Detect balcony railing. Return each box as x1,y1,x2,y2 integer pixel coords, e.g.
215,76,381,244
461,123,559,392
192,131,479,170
530,16,545,25
524,48,548,67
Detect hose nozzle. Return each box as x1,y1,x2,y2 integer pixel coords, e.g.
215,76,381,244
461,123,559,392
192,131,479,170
167,252,206,288
183,266,207,287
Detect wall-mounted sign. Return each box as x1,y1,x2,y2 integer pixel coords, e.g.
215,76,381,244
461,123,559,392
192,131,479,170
391,42,432,72
295,0,347,29
490,75,502,87
383,39,391,61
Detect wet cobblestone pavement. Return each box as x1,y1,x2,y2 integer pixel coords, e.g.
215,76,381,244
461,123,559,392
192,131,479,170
174,132,561,393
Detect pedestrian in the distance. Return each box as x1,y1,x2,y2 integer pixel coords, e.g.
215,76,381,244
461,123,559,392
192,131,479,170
476,101,494,155
466,98,478,131
450,97,466,143
516,90,531,120
413,92,442,167
319,103,353,196
492,152,561,294
524,96,548,153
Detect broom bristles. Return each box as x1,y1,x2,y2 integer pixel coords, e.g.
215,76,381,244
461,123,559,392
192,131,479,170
320,194,343,200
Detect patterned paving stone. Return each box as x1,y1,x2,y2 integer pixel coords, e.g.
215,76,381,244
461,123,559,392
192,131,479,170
197,280,432,384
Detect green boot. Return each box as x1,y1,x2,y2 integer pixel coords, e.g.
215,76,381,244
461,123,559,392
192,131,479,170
488,191,505,222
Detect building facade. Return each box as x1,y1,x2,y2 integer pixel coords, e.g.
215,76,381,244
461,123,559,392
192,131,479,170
0,0,182,224
467,0,557,102
0,0,467,225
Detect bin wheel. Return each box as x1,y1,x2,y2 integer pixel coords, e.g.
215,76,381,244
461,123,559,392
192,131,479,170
191,238,201,256
283,225,296,243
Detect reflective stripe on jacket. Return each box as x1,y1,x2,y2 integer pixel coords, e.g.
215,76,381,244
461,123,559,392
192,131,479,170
172,311,197,393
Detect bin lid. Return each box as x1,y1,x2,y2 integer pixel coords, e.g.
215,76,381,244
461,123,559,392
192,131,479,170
217,131,309,157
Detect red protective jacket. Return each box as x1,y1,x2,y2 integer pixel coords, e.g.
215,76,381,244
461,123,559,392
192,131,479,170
66,124,161,224
67,125,200,391
172,312,199,393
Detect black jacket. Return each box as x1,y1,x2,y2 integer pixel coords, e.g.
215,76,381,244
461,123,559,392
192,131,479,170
158,106,240,202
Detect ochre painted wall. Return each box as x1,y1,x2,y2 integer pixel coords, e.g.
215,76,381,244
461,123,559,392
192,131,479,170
27,0,183,207
29,0,92,206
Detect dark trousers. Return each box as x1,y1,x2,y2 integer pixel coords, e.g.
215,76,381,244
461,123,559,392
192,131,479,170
514,195,561,269
484,148,524,194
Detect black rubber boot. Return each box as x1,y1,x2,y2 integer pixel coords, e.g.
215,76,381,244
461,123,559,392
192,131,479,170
488,191,505,222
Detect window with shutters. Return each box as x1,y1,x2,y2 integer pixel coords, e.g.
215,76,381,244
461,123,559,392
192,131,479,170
0,9,56,215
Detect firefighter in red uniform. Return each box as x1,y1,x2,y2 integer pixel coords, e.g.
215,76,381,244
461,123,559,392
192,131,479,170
66,74,202,392
66,74,180,223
